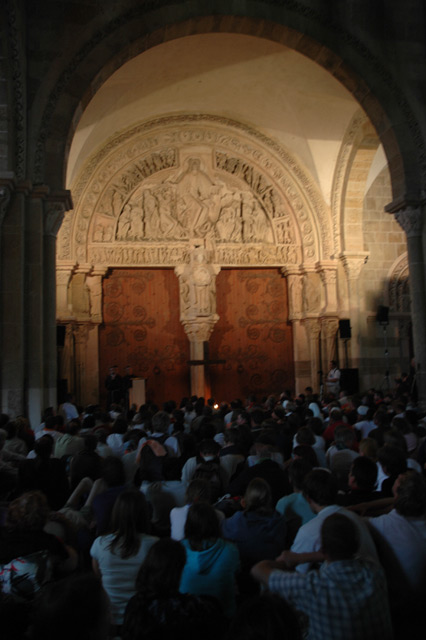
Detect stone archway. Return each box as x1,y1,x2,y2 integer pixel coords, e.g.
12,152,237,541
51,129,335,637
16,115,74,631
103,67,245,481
58,115,340,403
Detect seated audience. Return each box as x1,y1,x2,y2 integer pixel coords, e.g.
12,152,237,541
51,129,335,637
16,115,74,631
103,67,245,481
251,513,393,640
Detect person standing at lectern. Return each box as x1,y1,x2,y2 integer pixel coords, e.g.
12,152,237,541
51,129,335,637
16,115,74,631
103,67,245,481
105,365,123,409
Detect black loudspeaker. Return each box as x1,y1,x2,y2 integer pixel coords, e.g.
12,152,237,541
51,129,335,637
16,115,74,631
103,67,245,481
57,325,66,347
340,368,359,395
339,319,351,339
376,305,389,324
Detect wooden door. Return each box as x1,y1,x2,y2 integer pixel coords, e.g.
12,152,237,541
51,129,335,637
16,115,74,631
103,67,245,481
99,269,189,408
209,269,294,403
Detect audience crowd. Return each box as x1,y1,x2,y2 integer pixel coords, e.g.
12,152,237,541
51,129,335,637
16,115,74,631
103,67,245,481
1,380,426,639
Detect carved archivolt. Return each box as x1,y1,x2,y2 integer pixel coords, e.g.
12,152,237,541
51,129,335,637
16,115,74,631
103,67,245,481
59,115,332,270
388,253,411,314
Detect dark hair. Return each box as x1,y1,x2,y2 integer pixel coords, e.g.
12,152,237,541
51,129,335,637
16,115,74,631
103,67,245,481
30,573,109,640
112,417,128,434
185,478,211,504
288,458,313,491
101,456,126,487
151,411,170,434
135,538,186,597
303,469,337,506
65,420,80,436
321,513,360,560
198,439,221,457
292,445,318,467
184,502,221,551
83,434,98,453
34,434,54,459
377,445,407,476
394,470,426,517
6,491,49,531
295,426,315,446
350,456,378,491
108,491,150,558
243,478,272,513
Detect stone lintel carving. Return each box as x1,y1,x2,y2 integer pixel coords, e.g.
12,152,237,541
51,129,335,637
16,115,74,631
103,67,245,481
339,252,369,280
393,206,423,238
182,317,219,343
73,263,92,275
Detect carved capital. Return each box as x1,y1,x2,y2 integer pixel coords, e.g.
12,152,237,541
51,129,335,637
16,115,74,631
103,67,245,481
303,318,321,340
45,190,73,237
182,317,219,343
340,252,369,280
73,323,91,346
394,206,422,238
321,317,339,341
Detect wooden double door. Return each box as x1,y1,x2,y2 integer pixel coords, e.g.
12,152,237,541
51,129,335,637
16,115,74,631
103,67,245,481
99,268,293,407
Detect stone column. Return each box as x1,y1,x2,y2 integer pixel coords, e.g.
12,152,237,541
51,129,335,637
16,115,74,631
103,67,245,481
340,251,369,366
85,268,108,404
182,319,219,398
26,186,47,428
0,182,26,417
392,205,426,408
175,243,220,398
303,318,322,393
44,193,71,409
321,317,340,369
56,264,75,320
316,261,338,314
282,267,309,393
86,268,107,324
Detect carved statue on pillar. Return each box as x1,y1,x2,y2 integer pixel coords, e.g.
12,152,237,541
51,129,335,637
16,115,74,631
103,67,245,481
175,243,220,398
282,268,303,320
316,262,338,313
57,265,75,319
86,268,107,324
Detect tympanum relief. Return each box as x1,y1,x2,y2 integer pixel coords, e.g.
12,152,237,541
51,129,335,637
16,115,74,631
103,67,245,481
96,154,278,247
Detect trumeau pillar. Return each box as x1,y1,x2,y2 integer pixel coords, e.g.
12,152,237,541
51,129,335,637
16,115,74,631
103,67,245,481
392,205,426,408
340,251,369,365
175,242,220,398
